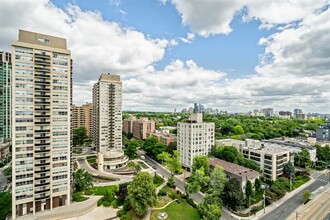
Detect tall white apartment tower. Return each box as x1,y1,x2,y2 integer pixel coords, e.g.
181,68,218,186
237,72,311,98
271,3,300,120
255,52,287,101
177,113,214,169
12,30,72,219
92,74,128,172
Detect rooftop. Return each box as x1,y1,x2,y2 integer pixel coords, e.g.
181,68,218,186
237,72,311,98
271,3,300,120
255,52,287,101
208,157,260,178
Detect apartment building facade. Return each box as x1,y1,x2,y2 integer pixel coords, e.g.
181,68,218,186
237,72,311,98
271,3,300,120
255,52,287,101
0,51,12,144
122,115,137,134
132,118,156,140
12,30,72,218
92,74,127,172
72,102,93,137
177,113,214,169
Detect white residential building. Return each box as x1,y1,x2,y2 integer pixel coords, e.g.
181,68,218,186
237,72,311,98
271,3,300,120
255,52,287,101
177,113,214,169
12,30,72,218
92,74,128,172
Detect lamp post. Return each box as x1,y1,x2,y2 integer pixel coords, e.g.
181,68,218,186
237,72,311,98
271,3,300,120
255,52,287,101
261,183,270,214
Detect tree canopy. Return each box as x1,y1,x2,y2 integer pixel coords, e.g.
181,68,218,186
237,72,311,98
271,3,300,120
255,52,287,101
73,126,88,146
128,172,157,217
222,178,245,211
73,169,93,192
192,156,210,176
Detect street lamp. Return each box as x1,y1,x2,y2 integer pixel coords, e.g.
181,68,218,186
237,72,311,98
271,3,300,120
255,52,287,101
261,183,270,213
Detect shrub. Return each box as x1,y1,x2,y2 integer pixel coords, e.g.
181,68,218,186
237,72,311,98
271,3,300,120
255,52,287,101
72,192,88,202
167,177,176,188
117,209,126,217
153,175,164,186
120,215,132,220
169,193,176,200
123,199,131,211
84,188,94,195
111,199,121,208
158,189,167,196
102,201,111,207
97,198,103,207
187,198,197,208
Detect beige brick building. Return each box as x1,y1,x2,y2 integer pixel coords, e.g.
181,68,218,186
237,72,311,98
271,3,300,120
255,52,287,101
12,30,72,218
132,118,156,140
72,102,93,137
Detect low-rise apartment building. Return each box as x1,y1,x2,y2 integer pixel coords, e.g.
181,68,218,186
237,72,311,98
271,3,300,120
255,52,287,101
209,157,260,192
122,115,137,134
147,132,177,145
132,118,155,140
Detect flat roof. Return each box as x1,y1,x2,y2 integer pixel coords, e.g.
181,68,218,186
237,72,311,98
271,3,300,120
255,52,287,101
208,157,260,178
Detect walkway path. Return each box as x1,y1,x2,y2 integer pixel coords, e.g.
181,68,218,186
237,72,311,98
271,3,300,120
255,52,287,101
17,196,101,220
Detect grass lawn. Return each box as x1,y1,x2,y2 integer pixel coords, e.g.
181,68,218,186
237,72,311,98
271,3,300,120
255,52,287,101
89,185,118,196
150,186,200,220
155,196,172,208
153,175,165,187
138,161,149,169
87,155,96,165
292,175,310,190
73,148,83,154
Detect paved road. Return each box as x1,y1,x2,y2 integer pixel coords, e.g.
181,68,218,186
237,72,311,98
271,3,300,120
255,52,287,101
323,211,330,220
77,158,133,183
140,153,236,220
260,173,329,220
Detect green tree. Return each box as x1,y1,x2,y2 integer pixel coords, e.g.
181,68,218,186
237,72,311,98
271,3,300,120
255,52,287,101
128,172,157,217
283,161,295,179
142,136,159,154
73,169,93,192
73,126,88,146
303,190,311,203
215,146,243,164
152,142,166,157
316,145,330,162
295,149,312,168
0,192,11,220
157,152,171,165
167,150,182,175
255,178,261,192
166,142,177,154
222,178,245,211
125,140,140,159
234,125,244,135
187,167,210,194
192,156,210,176
245,180,253,207
198,194,222,220
209,166,227,195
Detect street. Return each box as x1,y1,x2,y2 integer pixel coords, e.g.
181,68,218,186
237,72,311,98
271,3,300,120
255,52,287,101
141,153,236,220
260,173,329,220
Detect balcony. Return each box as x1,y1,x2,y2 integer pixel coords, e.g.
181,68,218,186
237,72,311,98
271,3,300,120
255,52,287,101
35,94,50,98
35,130,50,133
35,115,50,118
35,101,50,105
35,80,50,85
35,73,50,78
35,155,51,160
35,136,50,139
35,66,50,72
35,182,49,187
35,188,50,194
35,108,50,111
35,169,50,174
35,194,50,200
35,87,50,91
35,122,50,125
35,53,50,58
35,142,50,146
35,59,51,65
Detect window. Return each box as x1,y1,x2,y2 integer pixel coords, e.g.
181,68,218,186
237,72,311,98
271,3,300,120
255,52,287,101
37,38,50,43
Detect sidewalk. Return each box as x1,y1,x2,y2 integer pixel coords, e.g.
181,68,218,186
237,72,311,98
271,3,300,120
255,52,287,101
287,184,330,220
16,196,101,220
226,177,317,220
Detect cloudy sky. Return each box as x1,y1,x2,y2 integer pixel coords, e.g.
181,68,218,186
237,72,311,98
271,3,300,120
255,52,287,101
1,0,330,113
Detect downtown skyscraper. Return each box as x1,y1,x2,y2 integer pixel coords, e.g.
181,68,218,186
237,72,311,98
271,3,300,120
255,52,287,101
92,74,128,172
12,30,72,218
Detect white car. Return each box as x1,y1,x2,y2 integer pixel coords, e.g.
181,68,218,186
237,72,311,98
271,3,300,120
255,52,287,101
141,155,145,160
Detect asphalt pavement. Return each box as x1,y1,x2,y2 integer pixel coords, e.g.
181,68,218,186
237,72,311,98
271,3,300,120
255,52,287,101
260,174,330,220
323,211,330,220
0,172,8,191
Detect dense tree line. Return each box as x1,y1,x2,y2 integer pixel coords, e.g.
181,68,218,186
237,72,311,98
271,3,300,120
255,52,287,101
123,112,324,141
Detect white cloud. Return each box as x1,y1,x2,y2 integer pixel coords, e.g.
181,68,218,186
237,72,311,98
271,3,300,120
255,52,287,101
0,0,172,103
167,0,329,36
0,0,329,113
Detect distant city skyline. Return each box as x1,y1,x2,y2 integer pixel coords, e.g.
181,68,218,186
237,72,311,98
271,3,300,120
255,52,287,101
0,0,329,113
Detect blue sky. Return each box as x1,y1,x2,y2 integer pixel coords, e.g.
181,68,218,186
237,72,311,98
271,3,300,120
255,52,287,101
1,0,330,113
51,0,272,79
